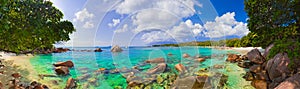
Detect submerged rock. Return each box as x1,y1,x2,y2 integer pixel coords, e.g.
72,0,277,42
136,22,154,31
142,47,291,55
111,45,123,52
145,58,165,63
147,63,167,74
54,66,70,75
182,53,190,58
175,64,187,73
65,78,77,89
11,73,21,78
53,60,74,68
195,58,206,62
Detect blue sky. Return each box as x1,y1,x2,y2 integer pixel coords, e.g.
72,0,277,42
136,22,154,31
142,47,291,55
50,0,249,47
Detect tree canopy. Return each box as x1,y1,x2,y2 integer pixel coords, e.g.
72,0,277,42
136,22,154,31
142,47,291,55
244,0,300,67
0,0,75,53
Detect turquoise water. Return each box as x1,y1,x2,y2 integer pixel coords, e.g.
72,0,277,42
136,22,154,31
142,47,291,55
30,47,250,89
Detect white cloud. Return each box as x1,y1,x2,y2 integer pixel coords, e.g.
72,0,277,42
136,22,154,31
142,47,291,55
108,19,120,27
114,24,128,33
73,8,94,22
141,31,172,43
203,12,249,38
83,21,94,29
132,9,179,33
141,19,204,43
114,0,199,33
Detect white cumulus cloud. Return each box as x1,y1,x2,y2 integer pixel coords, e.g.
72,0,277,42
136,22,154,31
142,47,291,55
203,12,249,38
73,8,94,22
83,21,94,29
114,24,128,33
108,19,120,27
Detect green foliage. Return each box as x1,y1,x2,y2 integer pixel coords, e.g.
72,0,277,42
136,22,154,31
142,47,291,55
0,0,75,53
244,0,300,67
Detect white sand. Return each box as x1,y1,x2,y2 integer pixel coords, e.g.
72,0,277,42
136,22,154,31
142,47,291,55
229,47,263,55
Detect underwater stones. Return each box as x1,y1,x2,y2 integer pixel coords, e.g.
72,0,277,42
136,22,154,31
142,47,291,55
213,64,225,69
54,66,69,75
145,58,165,63
147,63,167,74
53,60,74,68
94,48,103,52
65,77,77,89
174,75,210,89
50,80,59,85
175,64,187,73
246,49,265,64
111,45,123,52
195,58,206,62
226,54,240,62
88,78,98,86
77,74,91,80
182,53,190,58
251,80,267,89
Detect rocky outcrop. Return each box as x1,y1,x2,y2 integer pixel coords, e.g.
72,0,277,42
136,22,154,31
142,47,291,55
65,77,77,89
111,45,123,52
246,49,265,64
275,73,300,89
265,53,291,88
249,65,262,73
238,61,253,68
53,60,74,68
53,48,70,53
54,66,70,75
145,58,165,63
94,48,102,52
263,43,274,58
147,63,167,74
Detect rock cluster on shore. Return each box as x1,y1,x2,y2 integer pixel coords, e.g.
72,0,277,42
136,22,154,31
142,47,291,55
227,44,300,89
0,57,49,89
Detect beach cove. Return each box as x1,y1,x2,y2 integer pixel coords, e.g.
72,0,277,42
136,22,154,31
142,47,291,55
0,46,261,89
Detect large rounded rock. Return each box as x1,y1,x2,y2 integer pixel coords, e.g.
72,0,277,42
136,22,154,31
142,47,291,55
53,60,74,68
145,58,165,63
265,53,291,82
111,45,123,52
147,63,167,74
54,66,70,75
251,80,267,89
195,58,206,62
246,49,265,64
275,73,300,89
175,63,187,73
65,78,77,89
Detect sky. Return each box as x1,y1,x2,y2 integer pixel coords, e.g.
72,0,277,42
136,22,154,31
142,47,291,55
50,0,249,47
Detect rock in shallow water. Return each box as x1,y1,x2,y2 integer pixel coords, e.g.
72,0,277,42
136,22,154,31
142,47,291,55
65,77,77,89
54,66,69,75
53,60,74,68
246,49,265,64
147,63,167,74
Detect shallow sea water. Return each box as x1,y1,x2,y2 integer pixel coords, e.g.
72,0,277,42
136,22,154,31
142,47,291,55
30,47,253,89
